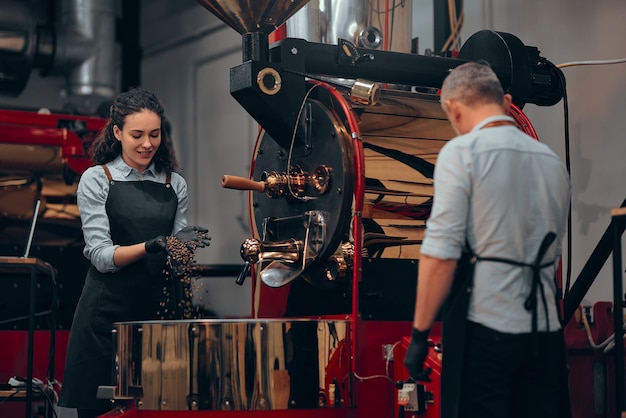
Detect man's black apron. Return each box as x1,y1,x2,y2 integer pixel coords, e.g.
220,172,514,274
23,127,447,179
440,232,571,418
58,166,177,411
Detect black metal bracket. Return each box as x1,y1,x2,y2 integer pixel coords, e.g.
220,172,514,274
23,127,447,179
610,207,626,415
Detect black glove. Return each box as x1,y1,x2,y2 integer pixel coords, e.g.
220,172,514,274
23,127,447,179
145,227,211,255
404,327,432,382
175,226,211,249
145,235,168,254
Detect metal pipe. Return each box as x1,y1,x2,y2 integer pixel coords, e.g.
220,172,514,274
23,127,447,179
293,39,461,88
0,0,118,104
55,0,117,100
120,0,141,92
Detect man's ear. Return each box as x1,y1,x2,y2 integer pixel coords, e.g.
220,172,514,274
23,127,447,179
503,94,513,112
444,99,462,125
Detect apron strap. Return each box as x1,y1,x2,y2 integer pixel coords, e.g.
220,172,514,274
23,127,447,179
470,232,557,355
523,232,557,333
102,165,113,182
525,232,557,355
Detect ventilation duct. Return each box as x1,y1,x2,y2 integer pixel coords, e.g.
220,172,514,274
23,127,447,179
0,0,118,107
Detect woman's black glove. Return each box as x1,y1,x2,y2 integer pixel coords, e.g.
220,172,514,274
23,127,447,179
144,226,211,254
175,226,211,249
145,236,168,254
403,327,432,382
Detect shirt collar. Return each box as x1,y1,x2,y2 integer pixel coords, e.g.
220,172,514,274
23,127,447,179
110,155,157,178
472,115,516,132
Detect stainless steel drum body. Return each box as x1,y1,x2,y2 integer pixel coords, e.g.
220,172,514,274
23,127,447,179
114,319,351,411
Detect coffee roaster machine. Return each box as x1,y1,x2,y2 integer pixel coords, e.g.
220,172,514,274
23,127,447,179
105,1,565,417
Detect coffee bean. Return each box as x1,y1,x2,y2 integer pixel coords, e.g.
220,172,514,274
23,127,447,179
157,235,202,320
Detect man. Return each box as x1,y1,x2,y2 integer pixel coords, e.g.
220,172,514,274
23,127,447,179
404,62,571,418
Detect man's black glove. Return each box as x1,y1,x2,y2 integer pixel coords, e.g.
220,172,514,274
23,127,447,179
404,327,432,382
175,226,211,250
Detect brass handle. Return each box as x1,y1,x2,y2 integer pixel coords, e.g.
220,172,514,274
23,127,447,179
221,175,265,193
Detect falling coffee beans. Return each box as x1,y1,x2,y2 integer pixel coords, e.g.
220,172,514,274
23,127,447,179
157,235,203,320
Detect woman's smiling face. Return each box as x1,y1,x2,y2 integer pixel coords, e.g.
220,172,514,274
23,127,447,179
113,109,162,172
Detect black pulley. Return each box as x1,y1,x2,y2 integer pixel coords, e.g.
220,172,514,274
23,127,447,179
458,30,564,108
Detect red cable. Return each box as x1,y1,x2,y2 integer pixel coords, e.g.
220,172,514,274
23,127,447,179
509,103,539,139
309,80,364,378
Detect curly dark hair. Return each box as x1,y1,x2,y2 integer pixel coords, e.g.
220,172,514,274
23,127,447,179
89,87,179,173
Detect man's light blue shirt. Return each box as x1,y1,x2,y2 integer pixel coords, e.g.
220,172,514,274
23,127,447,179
421,115,570,333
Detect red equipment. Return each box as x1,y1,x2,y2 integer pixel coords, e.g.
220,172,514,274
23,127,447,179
393,323,442,418
0,108,106,180
0,108,107,219
563,302,620,418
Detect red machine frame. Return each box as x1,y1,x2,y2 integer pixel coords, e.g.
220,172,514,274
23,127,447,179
0,108,107,178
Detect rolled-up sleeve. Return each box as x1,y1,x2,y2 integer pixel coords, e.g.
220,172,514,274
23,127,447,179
420,142,470,260
77,167,120,273
170,172,189,235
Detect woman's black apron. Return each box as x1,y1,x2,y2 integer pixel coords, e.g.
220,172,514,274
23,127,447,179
58,166,177,410
440,232,571,418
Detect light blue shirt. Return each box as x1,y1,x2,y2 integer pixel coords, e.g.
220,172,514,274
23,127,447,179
421,115,570,333
77,155,189,273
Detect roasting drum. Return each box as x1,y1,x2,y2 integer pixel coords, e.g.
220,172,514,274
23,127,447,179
113,319,351,411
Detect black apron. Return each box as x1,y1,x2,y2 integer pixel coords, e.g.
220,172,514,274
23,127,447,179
440,232,569,418
58,166,177,410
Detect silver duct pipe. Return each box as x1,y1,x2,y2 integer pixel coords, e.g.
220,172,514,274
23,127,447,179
55,0,117,106
0,0,117,107
286,0,413,53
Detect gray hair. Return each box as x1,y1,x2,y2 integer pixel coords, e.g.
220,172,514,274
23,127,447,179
440,61,505,106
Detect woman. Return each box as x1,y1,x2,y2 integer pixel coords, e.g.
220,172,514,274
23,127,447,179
58,87,209,417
